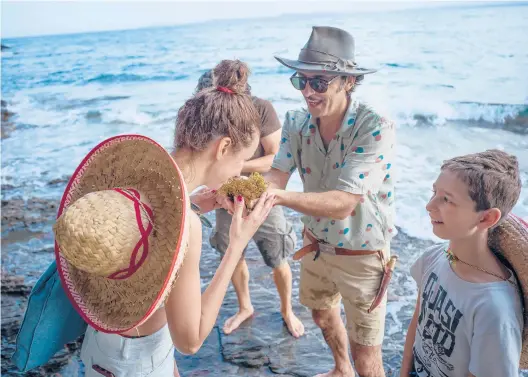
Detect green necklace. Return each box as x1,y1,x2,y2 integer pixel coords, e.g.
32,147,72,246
444,247,513,284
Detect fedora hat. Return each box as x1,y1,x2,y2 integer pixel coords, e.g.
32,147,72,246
53,134,190,333
275,26,377,76
489,213,528,368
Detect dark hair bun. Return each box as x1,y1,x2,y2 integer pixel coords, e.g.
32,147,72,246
213,60,250,94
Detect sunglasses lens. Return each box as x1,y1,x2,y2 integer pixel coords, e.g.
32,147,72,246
290,77,306,91
309,78,328,93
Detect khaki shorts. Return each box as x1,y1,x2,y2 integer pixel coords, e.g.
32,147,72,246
299,234,389,347
210,206,296,268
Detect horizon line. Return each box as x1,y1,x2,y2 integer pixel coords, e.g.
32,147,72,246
2,1,525,41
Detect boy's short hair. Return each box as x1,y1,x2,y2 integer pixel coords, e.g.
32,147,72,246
441,149,521,225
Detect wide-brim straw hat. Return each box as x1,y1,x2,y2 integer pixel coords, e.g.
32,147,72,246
489,213,528,368
275,26,377,77
53,134,189,333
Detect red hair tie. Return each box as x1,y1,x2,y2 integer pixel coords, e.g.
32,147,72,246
217,86,234,94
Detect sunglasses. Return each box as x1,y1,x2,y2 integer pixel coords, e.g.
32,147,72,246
290,74,340,93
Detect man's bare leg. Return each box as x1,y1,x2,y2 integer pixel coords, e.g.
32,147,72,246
312,306,355,377
223,258,254,334
350,340,385,377
272,262,305,338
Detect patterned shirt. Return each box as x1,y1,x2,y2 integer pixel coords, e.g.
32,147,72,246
272,99,396,250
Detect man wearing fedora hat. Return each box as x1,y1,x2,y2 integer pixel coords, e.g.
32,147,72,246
266,26,396,377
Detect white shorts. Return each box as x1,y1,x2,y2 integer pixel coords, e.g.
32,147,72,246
81,324,175,377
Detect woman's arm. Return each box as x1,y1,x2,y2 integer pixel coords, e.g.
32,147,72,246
165,193,275,354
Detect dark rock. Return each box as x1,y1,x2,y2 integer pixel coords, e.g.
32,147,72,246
38,246,55,254
222,339,270,368
1,100,16,139
1,107,14,123
47,175,71,186
1,196,58,232
0,270,84,377
1,273,32,295
504,107,528,133
1,334,83,377
1,184,16,191
413,113,436,126
1,294,27,338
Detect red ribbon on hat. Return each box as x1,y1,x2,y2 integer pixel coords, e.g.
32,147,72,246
217,86,234,94
107,188,154,280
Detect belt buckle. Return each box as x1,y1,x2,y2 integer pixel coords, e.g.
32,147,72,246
318,240,336,256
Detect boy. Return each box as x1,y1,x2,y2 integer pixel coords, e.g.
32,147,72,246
400,149,524,377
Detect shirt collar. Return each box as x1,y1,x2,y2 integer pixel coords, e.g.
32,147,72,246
301,98,359,137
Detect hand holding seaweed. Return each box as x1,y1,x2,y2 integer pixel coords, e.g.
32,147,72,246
218,172,269,210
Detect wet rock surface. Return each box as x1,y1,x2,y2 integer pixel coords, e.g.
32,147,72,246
1,196,58,233
0,200,410,377
47,175,72,186
2,204,527,376
1,276,84,377
176,215,432,377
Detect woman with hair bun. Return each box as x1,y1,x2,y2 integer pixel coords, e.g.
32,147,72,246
74,59,276,377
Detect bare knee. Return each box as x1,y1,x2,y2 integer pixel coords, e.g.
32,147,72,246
233,258,249,278
272,260,290,276
312,308,337,329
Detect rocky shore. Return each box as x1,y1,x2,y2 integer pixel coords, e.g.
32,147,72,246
0,176,433,376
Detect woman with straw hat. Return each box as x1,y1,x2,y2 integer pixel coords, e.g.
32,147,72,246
53,60,276,377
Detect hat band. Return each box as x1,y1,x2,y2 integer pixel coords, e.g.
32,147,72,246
217,86,235,94
107,188,154,280
298,48,357,73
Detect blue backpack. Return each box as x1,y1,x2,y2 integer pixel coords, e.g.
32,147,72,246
11,260,87,372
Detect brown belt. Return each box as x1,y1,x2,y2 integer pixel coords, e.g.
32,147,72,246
293,228,398,313
293,230,380,261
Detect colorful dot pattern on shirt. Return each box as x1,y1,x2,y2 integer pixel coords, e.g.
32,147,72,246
271,101,396,250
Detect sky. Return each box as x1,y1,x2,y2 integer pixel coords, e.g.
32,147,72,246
0,0,521,39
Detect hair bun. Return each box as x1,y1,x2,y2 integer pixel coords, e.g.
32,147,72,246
213,60,250,94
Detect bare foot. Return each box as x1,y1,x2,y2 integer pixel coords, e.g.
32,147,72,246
282,311,305,338
223,306,254,334
313,368,355,377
